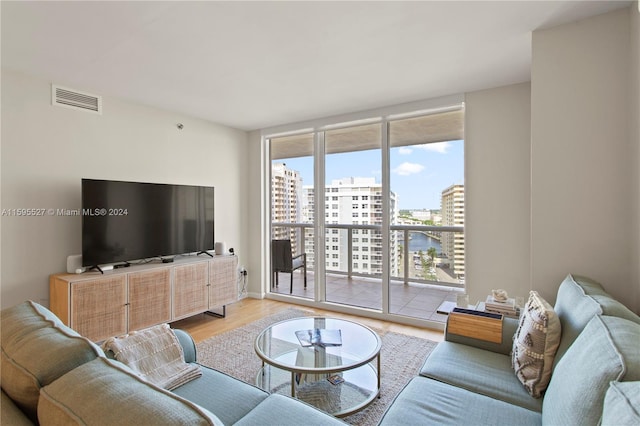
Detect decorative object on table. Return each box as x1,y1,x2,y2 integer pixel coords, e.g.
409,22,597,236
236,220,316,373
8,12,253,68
295,328,342,347
491,288,509,302
456,293,470,307
512,291,561,398
486,290,519,317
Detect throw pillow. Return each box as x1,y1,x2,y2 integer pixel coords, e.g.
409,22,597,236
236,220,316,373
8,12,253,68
512,291,561,398
1,301,104,422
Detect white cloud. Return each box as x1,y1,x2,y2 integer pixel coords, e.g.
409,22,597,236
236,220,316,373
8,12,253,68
416,142,451,154
393,162,425,176
398,147,413,155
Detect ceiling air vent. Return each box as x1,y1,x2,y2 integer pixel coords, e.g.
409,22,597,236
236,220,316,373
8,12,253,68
51,85,102,114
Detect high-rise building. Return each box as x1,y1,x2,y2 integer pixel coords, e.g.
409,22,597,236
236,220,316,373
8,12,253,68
271,163,303,253
441,184,465,279
304,177,398,277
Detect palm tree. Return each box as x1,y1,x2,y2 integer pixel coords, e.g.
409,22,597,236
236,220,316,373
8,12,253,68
427,247,437,267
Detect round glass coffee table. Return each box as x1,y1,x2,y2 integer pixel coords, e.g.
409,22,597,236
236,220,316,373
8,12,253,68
254,317,381,417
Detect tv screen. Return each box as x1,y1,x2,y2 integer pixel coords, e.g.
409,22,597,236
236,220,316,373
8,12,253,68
82,179,214,267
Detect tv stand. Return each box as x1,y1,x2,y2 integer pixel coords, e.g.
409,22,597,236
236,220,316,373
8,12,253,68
205,305,226,318
197,251,214,257
49,255,239,342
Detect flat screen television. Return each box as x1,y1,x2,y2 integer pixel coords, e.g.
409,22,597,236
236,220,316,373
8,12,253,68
82,179,214,267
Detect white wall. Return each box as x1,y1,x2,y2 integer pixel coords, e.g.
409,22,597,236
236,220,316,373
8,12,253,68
0,70,249,309
531,7,636,308
246,130,265,298
465,82,532,305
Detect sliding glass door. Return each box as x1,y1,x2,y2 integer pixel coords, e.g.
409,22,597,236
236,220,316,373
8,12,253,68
269,133,314,299
388,110,465,320
324,123,382,310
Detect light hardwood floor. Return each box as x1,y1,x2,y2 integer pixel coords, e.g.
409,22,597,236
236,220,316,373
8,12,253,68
171,298,444,343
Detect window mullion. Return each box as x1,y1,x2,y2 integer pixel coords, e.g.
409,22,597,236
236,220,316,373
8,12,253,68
314,131,326,302
381,120,390,315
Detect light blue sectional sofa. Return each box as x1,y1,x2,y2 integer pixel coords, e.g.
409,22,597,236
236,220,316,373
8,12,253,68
378,274,640,426
3,275,638,425
0,301,346,426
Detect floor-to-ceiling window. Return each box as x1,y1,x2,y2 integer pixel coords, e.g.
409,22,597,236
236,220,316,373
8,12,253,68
388,110,465,320
270,132,314,300
266,99,464,326
324,123,382,309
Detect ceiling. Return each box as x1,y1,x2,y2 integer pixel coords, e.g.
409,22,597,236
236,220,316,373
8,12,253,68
1,1,631,131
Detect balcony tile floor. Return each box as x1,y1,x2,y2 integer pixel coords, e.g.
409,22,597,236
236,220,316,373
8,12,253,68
272,271,463,323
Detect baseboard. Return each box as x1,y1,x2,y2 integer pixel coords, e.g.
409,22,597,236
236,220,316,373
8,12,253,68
246,292,265,299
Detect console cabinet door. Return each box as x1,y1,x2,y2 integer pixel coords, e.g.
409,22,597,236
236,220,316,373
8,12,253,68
209,256,238,309
128,269,171,331
70,276,127,342
173,262,209,320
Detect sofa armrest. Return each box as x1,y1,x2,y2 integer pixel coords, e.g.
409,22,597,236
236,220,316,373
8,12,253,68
173,329,197,363
1,389,34,426
445,316,519,355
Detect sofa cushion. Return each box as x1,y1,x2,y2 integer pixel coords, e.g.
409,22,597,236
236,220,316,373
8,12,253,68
512,291,561,398
543,316,640,426
378,377,541,426
172,364,270,425
38,357,222,425
602,381,640,426
553,274,640,366
420,341,542,412
0,301,104,421
234,394,347,426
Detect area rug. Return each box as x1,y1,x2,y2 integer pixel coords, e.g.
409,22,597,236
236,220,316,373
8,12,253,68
195,308,438,425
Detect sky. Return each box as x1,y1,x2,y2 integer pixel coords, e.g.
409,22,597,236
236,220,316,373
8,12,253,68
277,140,464,210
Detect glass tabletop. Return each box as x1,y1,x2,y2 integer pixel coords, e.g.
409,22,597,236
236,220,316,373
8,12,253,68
254,317,381,373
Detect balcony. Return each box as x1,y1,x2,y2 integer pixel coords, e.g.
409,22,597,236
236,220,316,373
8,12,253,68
271,222,465,323
271,271,463,323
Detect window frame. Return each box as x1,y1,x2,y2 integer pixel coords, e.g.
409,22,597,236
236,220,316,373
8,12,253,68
264,94,465,330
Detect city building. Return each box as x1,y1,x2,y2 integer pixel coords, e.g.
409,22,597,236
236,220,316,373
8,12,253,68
410,209,442,224
441,184,465,279
302,177,399,277
271,163,303,253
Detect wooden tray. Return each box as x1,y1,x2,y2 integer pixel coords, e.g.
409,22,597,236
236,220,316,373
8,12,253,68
447,308,503,344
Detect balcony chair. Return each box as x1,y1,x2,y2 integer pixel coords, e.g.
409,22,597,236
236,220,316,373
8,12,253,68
272,239,307,294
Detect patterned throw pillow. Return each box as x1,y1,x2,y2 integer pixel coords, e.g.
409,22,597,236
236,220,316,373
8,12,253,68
512,291,561,398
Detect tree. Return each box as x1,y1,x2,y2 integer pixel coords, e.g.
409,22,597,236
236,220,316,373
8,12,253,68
427,247,437,266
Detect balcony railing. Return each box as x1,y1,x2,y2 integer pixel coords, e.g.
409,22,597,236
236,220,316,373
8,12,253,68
272,222,464,288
